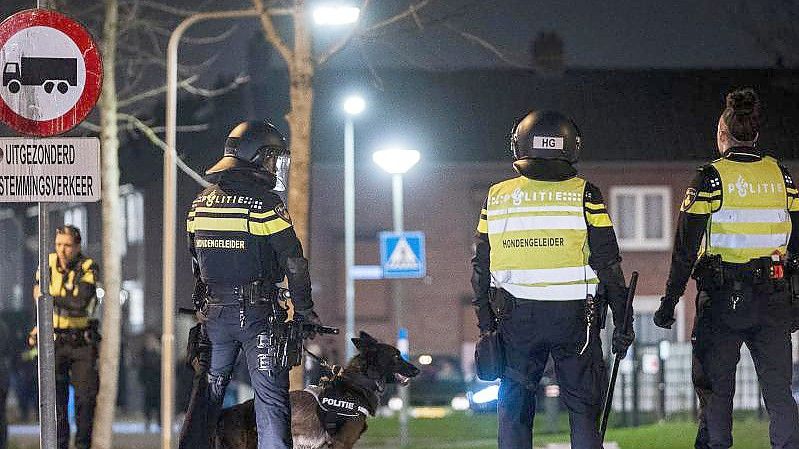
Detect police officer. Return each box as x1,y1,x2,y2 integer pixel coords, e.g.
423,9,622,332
654,88,799,449
32,225,99,449
185,120,320,449
472,111,635,449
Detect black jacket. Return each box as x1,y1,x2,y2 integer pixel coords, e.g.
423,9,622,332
187,168,313,313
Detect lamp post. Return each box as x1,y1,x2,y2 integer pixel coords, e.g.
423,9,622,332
343,95,365,360
372,147,420,447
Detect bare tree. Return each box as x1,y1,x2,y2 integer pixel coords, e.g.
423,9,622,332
92,1,120,447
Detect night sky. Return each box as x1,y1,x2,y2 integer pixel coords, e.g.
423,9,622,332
0,0,785,76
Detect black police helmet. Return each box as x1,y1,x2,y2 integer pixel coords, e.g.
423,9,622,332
206,120,287,174
510,111,581,164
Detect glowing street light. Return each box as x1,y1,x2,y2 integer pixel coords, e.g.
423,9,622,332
313,5,361,26
343,95,366,116
372,148,421,175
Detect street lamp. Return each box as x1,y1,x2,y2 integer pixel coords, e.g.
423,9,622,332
313,5,361,25
372,148,420,231
372,147,420,447
343,94,365,360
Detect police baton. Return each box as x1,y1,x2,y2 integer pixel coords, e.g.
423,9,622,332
599,271,638,441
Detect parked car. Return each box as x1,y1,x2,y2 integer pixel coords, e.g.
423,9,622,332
385,354,467,406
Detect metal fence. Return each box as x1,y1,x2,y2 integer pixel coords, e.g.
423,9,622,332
611,341,766,421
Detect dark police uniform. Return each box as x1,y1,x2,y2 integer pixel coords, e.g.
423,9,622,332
186,167,313,449
472,164,629,449
662,149,799,449
35,252,99,449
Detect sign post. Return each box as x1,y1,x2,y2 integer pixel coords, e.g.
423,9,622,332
0,9,102,449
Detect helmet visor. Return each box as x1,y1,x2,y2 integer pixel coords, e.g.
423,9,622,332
261,151,290,192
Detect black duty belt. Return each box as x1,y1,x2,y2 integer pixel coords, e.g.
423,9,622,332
694,254,784,286
206,281,279,305
205,281,290,328
54,328,92,345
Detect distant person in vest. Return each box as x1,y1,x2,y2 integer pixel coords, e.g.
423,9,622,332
472,110,635,449
32,225,100,449
654,88,799,449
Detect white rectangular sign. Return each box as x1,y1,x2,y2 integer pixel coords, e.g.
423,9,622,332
0,137,101,202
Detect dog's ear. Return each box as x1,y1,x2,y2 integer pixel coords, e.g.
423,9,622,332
352,331,378,353
358,331,378,344
351,337,366,353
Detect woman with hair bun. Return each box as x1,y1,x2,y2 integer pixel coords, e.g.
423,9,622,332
654,87,799,449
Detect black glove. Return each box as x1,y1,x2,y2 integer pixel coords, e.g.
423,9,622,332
476,306,496,335
654,296,679,329
612,327,634,358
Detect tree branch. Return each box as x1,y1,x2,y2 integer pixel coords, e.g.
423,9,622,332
149,124,209,133
363,0,434,34
443,23,529,69
118,75,198,107
129,0,199,17
252,0,294,64
181,74,251,97
117,114,210,187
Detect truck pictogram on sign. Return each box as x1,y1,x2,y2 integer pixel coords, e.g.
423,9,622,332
3,57,78,94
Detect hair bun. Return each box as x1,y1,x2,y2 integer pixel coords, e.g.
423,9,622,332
726,88,759,116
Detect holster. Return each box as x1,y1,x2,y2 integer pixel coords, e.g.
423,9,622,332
475,330,504,381
692,254,724,290
255,298,302,374
488,288,514,321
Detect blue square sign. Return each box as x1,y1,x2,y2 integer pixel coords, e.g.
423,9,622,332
379,231,426,279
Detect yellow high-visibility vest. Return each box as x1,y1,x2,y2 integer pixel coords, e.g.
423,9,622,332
36,253,96,329
707,156,792,263
479,176,597,301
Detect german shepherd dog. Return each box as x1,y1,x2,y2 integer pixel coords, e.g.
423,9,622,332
182,328,419,449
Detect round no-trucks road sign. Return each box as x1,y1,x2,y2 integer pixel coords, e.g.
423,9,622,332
0,9,102,136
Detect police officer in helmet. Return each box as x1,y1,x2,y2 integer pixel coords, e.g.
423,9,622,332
655,88,799,449
472,111,635,449
184,120,320,449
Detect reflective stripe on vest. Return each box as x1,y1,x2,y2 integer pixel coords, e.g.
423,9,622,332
707,156,791,263
486,176,597,301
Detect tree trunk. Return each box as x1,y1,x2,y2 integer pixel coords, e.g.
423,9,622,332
286,0,314,391
92,0,121,447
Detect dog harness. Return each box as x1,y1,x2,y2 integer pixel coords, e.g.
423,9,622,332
304,374,378,433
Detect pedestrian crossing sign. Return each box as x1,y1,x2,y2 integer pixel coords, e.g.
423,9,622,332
379,231,426,279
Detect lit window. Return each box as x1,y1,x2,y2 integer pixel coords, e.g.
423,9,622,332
125,191,144,243
119,187,144,257
63,206,88,243
609,186,672,251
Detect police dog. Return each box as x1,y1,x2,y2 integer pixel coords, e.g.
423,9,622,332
184,329,419,449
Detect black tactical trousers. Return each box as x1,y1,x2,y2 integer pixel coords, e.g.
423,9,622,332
55,335,99,449
0,366,8,449
693,289,799,449
497,297,606,449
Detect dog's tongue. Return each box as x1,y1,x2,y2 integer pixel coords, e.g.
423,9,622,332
395,373,410,386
